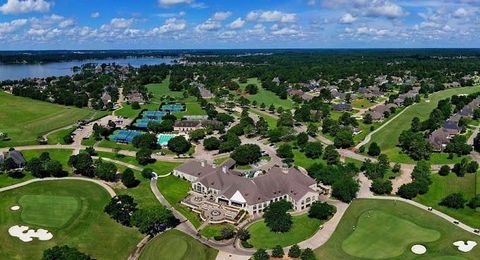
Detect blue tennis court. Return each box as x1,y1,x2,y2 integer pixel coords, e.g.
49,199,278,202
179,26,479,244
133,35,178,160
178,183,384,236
161,103,184,112
142,111,167,119
109,130,144,143
134,119,162,129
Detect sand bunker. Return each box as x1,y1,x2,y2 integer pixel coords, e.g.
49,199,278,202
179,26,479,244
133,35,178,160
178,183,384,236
453,241,477,252
411,244,427,255
10,205,20,211
8,225,53,242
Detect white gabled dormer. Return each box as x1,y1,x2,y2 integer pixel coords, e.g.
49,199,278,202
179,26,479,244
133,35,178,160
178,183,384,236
230,190,247,206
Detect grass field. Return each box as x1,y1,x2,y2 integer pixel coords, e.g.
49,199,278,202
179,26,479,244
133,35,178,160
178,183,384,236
115,103,159,119
140,229,218,260
200,223,236,238
156,175,202,228
146,76,185,102
367,86,480,163
237,78,294,109
247,214,323,249
352,98,376,109
415,172,480,227
173,101,207,117
315,199,480,259
46,126,76,145
251,109,277,129
0,92,99,147
342,210,440,258
0,180,142,259
19,195,79,228
22,149,73,171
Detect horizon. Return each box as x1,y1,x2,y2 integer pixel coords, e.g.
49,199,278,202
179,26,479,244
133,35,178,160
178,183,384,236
0,0,479,49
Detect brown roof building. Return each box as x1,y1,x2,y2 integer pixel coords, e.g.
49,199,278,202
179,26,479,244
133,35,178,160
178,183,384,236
173,160,320,214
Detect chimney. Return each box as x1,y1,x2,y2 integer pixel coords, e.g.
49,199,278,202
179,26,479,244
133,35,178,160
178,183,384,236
222,166,227,174
201,160,205,167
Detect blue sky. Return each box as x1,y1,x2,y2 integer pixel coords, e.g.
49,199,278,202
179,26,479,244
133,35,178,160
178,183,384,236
0,0,479,50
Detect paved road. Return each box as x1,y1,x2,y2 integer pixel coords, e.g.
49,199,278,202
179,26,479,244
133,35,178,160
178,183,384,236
0,177,116,197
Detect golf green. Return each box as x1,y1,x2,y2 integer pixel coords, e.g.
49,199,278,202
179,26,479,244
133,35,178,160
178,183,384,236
19,195,80,228
315,199,480,260
140,230,218,260
342,210,440,259
0,180,143,259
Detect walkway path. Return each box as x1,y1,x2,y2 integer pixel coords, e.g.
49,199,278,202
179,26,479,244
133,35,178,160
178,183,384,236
355,106,409,149
0,176,116,197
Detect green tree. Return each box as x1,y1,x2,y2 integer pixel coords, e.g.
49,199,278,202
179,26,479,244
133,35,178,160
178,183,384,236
440,193,466,209
26,157,47,178
438,165,450,176
370,179,393,195
277,143,294,159
95,160,117,181
190,129,206,142
323,145,340,165
271,245,284,258
264,200,293,232
104,195,137,226
132,133,157,149
297,132,309,147
68,153,94,177
288,244,302,258
307,123,318,136
308,202,336,220
167,136,192,155
231,144,262,165
131,206,178,236
204,137,221,150
122,168,139,188
301,248,316,260
304,142,323,159
253,249,269,260
136,148,153,165
42,245,91,260
45,160,65,177
368,142,381,156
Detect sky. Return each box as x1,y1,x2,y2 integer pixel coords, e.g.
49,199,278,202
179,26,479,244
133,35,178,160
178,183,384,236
0,0,479,50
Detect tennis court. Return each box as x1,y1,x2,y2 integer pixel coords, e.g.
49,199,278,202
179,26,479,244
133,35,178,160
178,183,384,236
142,111,167,119
134,119,162,129
109,130,144,143
161,103,185,112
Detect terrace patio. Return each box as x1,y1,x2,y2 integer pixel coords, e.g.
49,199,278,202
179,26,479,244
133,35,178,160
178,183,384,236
181,192,246,224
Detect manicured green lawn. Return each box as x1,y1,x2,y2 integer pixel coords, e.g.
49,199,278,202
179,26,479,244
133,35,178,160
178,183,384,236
352,98,375,109
115,103,159,119
415,172,480,227
46,126,76,145
200,223,236,238
250,109,277,129
0,92,98,147
146,76,185,103
237,78,293,109
247,214,323,249
213,156,230,165
315,199,480,259
342,210,440,259
22,149,74,172
173,101,206,117
19,194,79,228
367,86,480,163
0,173,34,188
156,175,202,228
0,180,143,259
293,148,326,169
140,229,218,260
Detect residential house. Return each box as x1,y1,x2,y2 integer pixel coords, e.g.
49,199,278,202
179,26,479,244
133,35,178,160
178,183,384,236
0,150,26,169
333,103,352,112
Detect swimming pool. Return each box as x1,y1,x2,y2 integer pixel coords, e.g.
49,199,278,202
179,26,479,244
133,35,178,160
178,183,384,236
157,134,177,146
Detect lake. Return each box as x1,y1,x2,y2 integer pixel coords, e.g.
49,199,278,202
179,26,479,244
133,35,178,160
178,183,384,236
0,57,175,81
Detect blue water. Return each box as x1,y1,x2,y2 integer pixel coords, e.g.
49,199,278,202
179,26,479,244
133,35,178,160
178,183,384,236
0,57,175,81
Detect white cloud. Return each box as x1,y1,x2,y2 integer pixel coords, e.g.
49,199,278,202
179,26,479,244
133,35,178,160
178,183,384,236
339,13,357,24
364,1,407,19
0,19,27,34
218,30,237,39
91,12,100,18
212,11,232,21
151,18,186,34
0,0,51,15
246,10,297,23
195,19,221,32
247,24,266,35
271,26,299,36
158,0,192,7
453,7,471,18
228,17,245,29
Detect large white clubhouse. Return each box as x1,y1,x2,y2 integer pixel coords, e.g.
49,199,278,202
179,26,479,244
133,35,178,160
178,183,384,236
173,160,320,215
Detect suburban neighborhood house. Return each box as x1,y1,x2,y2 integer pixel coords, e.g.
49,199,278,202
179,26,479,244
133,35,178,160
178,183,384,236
0,149,26,169
173,160,321,217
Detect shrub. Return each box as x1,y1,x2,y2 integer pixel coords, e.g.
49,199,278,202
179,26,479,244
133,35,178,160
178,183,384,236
122,168,140,188
368,142,381,156
438,165,450,176
253,249,269,260
271,245,284,258
42,245,91,260
241,240,253,248
370,179,393,195
397,183,419,199
440,193,466,209
141,168,154,179
468,195,480,209
301,248,316,260
288,244,301,258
